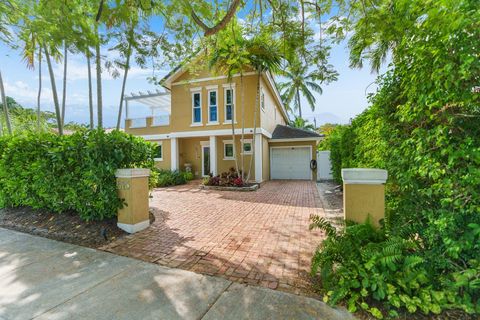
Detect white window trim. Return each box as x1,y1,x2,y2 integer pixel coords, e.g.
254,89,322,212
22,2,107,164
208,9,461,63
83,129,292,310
224,86,235,123
241,139,253,155
191,91,202,125
189,86,202,92
222,139,235,160
154,141,163,161
206,84,218,90
207,89,218,124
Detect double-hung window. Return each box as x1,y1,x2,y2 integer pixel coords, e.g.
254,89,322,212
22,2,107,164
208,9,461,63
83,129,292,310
208,90,218,123
223,140,235,160
224,87,234,122
241,139,252,155
192,91,202,124
154,142,163,161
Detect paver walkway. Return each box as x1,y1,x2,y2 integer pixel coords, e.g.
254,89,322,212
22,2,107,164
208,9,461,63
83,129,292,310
102,181,325,295
0,228,355,320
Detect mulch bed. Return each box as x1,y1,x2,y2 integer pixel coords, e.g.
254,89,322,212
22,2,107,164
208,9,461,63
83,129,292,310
0,207,127,249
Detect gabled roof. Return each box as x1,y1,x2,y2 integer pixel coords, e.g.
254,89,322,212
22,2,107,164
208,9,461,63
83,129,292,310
271,124,323,140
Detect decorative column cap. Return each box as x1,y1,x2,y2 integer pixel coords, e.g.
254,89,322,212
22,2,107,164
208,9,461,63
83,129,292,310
341,168,388,184
115,168,151,178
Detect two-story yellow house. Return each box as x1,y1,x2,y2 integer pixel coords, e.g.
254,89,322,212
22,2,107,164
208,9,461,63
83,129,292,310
124,63,322,182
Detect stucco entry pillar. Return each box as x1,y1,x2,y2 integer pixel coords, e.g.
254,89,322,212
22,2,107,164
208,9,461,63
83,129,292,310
115,168,151,233
254,133,263,183
342,168,388,228
171,137,179,171
209,136,217,176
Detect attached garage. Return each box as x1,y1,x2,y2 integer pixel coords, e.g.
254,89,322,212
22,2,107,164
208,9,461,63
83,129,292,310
268,125,324,181
270,146,312,180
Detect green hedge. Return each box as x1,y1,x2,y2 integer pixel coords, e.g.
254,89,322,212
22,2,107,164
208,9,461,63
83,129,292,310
315,6,480,314
0,130,156,221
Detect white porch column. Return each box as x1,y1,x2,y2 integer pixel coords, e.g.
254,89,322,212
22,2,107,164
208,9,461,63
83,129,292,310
209,136,217,176
254,134,263,183
171,137,179,171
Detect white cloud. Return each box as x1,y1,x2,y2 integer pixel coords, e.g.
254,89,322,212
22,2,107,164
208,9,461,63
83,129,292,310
4,80,53,107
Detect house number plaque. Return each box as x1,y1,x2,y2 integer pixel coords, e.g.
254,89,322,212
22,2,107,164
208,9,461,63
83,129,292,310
117,181,130,190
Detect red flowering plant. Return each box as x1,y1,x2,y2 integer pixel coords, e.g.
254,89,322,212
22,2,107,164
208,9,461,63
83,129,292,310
203,167,245,187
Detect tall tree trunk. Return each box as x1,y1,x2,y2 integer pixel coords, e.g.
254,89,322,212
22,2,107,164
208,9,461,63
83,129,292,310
0,70,13,135
240,74,246,180
86,50,94,129
246,71,261,182
229,81,239,175
37,48,42,132
61,42,68,126
43,45,63,135
116,40,132,130
95,25,103,129
297,90,302,118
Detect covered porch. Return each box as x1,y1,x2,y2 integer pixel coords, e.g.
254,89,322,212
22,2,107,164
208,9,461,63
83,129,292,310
165,134,261,182
169,134,263,182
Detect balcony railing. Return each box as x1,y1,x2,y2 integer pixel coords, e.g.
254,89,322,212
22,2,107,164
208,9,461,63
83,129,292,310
129,118,147,128
152,115,170,126
127,115,170,129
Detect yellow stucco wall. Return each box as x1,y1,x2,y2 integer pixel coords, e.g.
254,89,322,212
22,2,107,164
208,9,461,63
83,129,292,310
260,77,286,133
125,66,287,137
268,140,318,181
343,184,385,228
152,139,171,170
178,137,204,177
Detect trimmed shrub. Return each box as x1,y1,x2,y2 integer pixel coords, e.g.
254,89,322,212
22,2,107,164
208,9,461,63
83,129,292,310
153,169,191,187
0,130,155,221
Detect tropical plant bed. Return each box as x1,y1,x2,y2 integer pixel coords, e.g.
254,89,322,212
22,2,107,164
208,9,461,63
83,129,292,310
0,207,136,249
201,183,259,192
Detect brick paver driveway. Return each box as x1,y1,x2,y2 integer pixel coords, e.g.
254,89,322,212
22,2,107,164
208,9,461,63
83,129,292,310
102,181,325,294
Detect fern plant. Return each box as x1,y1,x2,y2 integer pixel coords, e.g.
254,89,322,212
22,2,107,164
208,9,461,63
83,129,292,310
309,216,478,318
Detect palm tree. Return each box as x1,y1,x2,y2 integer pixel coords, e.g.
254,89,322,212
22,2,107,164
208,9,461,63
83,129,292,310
61,41,68,126
207,20,248,176
289,116,315,131
278,61,323,118
0,70,12,134
86,49,94,129
245,34,282,181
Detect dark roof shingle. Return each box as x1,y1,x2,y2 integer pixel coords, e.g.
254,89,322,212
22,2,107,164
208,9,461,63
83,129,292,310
271,125,323,139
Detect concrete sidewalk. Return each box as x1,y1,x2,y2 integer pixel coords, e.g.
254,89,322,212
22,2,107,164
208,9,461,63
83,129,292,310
0,228,355,320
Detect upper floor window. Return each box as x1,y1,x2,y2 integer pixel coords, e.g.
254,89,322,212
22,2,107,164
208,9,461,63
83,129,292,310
192,92,201,124
225,87,234,122
261,88,265,111
208,90,218,123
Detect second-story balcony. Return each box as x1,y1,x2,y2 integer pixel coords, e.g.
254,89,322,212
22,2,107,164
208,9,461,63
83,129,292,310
128,115,170,129
124,90,171,132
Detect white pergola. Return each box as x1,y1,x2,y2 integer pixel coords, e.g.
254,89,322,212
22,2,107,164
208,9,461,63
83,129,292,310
124,90,171,119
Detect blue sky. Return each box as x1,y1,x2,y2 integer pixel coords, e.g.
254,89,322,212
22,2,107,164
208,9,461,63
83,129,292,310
0,23,384,128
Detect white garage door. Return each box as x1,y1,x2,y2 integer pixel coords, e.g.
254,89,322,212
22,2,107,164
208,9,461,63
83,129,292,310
271,146,311,180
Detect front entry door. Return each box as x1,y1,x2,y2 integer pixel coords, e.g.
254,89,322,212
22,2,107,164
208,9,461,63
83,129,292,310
202,145,211,176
